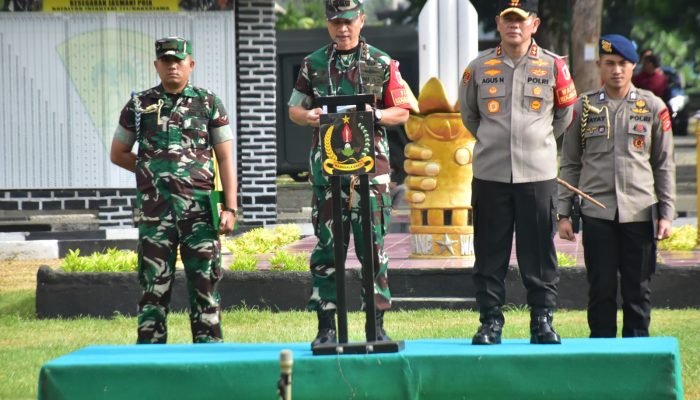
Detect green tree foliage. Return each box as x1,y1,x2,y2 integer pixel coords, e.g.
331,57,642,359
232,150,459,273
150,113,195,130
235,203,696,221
276,1,326,30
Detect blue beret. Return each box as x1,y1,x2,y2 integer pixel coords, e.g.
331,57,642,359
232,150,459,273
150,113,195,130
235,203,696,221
600,34,639,64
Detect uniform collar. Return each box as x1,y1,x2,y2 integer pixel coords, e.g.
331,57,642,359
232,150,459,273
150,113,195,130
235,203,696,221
153,83,195,98
597,85,638,103
495,40,539,59
527,40,540,58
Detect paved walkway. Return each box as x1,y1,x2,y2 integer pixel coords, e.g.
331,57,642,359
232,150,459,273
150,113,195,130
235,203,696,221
286,216,700,269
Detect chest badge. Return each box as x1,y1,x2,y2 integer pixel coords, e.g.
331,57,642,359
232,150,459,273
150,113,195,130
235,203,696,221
632,99,650,114
487,100,500,113
532,86,542,96
633,136,645,149
488,86,498,95
530,99,542,111
484,69,502,76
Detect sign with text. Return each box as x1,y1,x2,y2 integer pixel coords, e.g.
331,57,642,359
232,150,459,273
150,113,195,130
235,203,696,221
320,110,375,176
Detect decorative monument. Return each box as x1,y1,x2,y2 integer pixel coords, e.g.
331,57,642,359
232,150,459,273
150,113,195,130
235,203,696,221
404,77,476,257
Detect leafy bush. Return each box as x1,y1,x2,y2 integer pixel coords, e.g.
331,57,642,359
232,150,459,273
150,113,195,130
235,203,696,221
230,254,259,271
556,251,577,267
62,248,137,273
657,225,697,251
269,250,309,272
223,224,303,271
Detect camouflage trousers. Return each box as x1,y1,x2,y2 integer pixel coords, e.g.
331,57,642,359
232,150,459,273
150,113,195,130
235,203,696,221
308,181,392,312
136,208,223,344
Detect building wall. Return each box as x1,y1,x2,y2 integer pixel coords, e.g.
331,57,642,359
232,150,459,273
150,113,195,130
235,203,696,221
235,0,278,226
0,4,279,228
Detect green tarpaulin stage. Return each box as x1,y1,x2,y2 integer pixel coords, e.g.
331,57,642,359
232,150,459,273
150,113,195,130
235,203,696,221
39,337,683,399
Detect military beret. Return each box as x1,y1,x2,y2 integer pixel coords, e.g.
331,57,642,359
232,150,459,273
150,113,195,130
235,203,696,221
155,37,192,60
599,34,639,64
325,0,364,21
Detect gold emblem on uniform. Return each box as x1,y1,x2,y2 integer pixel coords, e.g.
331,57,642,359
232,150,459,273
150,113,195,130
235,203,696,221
530,44,539,57
488,86,498,95
632,99,650,114
530,68,547,77
484,58,502,66
530,59,549,67
487,100,500,113
531,100,541,111
533,87,542,96
633,136,645,149
601,40,612,53
484,69,502,76
462,67,472,83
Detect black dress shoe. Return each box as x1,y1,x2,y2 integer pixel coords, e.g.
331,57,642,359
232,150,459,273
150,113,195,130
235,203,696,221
472,307,504,345
311,328,337,347
530,308,561,344
472,320,503,345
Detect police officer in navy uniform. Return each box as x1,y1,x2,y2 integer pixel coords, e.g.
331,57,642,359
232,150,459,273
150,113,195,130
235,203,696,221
459,0,577,345
558,34,675,338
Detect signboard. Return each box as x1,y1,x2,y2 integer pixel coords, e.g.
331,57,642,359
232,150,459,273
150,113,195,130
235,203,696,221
319,110,375,176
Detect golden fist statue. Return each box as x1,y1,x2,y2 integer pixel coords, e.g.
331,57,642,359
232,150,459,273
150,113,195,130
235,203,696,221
404,78,476,257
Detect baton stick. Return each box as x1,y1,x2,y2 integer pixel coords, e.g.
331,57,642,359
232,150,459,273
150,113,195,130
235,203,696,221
557,178,606,209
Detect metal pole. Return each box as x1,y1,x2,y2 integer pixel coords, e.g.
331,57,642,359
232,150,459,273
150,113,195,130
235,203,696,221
331,176,348,343
359,174,377,341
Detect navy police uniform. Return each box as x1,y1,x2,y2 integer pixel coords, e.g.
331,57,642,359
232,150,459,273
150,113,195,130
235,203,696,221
558,34,675,337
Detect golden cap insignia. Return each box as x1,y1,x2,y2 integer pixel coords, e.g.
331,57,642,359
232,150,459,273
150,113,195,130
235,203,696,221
601,40,612,53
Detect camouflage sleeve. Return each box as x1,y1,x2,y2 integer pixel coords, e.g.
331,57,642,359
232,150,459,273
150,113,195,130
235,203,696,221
209,94,230,128
114,100,136,146
209,94,233,144
288,59,314,109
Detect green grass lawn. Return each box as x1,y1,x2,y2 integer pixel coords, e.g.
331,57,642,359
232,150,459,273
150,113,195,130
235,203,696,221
1,289,698,399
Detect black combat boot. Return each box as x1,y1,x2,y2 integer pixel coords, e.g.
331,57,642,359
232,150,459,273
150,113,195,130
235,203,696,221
530,307,561,344
366,310,391,342
311,309,337,348
472,307,504,345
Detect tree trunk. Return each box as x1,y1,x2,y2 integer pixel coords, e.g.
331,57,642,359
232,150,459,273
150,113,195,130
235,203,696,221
571,0,604,93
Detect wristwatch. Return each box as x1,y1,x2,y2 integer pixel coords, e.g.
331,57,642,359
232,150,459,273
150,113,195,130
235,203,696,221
373,107,383,123
223,207,238,217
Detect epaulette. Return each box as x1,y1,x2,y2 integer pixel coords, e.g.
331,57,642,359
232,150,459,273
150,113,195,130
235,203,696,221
476,48,497,59
541,48,564,59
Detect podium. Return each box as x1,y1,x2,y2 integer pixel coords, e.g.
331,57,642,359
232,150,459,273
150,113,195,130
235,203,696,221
312,94,404,356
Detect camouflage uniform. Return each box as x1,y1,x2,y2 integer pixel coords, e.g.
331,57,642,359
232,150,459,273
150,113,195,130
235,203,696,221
289,41,412,312
114,83,232,344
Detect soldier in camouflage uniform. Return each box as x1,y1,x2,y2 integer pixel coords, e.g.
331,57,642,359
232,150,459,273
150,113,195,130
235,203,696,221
110,37,238,344
288,0,415,346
